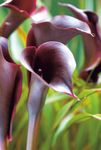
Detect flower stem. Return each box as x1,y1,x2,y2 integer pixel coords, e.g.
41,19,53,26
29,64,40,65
26,113,41,150
26,75,48,150
0,138,7,150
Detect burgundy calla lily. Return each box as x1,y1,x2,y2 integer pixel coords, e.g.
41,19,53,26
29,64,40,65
22,13,92,149
0,0,36,38
59,3,101,82
27,15,92,47
21,41,76,95
20,41,76,149
0,37,22,149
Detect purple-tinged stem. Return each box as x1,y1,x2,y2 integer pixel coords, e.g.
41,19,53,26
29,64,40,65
26,75,48,150
26,113,41,150
0,137,7,150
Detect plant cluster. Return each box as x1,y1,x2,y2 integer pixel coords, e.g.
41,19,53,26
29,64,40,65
0,0,101,150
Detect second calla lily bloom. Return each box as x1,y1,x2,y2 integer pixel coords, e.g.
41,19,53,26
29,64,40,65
59,3,101,82
20,41,77,150
0,0,36,38
27,15,92,47
0,37,22,150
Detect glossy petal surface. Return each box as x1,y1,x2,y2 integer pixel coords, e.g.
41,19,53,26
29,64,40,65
0,0,36,15
0,0,36,37
0,37,22,141
59,3,101,81
20,41,76,95
27,15,91,47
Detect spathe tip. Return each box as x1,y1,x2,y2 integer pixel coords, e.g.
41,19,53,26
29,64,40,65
91,32,95,37
68,93,80,101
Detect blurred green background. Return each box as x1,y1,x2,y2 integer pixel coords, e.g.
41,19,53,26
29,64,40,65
1,0,101,150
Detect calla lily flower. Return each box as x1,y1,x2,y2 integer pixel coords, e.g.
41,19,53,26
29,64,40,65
23,13,92,149
20,41,77,149
0,0,36,38
27,15,92,47
59,3,101,82
0,37,22,149
21,41,76,95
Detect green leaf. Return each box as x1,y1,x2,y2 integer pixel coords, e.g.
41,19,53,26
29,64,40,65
53,100,75,129
91,114,101,120
52,113,91,145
